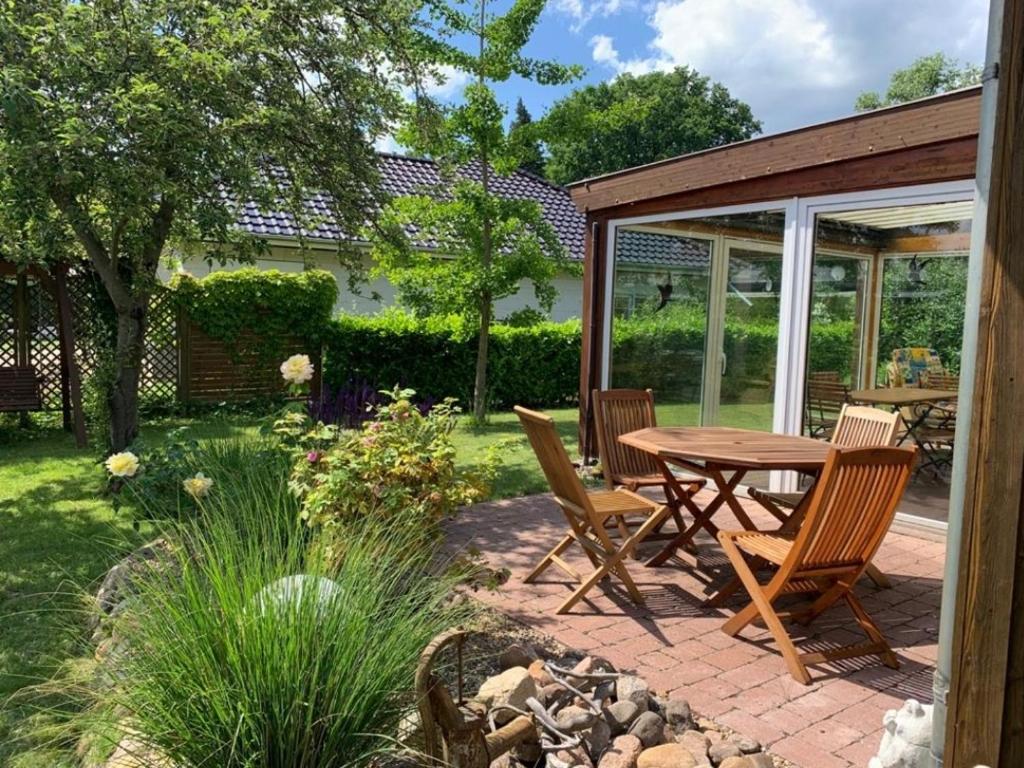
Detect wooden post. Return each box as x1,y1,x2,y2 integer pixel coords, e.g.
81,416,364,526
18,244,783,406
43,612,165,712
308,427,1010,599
52,267,87,448
176,305,191,404
945,1,1024,765
14,273,29,366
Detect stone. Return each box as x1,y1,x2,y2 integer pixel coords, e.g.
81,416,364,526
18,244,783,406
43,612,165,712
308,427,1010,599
584,718,613,760
616,675,650,711
727,734,760,755
708,742,742,765
529,658,555,687
568,655,615,691
637,743,698,768
628,711,665,749
543,682,572,709
604,700,641,735
597,735,644,768
549,745,594,768
104,737,174,768
678,730,710,766
500,643,539,670
476,667,539,724
662,698,695,732
514,738,543,765
869,699,935,768
744,754,773,768
718,758,753,768
557,705,599,733
703,729,723,744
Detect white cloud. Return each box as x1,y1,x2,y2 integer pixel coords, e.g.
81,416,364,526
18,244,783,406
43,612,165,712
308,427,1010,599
374,134,403,154
421,65,471,100
555,0,631,33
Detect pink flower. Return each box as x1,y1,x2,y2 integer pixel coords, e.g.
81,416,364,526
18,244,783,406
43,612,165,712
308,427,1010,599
361,435,377,448
307,451,320,463
368,421,383,433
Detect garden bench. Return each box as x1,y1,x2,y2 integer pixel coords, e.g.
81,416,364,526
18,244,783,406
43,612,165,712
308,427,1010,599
0,366,44,412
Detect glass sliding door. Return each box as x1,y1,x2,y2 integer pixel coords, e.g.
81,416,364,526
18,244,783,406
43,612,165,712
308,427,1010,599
606,209,788,429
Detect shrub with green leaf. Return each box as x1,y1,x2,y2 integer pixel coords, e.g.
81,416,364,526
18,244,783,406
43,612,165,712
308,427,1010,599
83,465,473,767
290,389,498,532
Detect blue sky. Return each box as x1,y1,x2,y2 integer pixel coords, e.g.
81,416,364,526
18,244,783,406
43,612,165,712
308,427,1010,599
394,0,990,148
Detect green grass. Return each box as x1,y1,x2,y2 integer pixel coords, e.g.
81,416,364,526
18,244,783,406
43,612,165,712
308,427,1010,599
0,401,772,763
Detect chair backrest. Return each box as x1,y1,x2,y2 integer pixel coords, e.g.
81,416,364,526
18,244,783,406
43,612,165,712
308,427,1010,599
928,372,960,391
515,406,592,512
889,347,944,386
808,370,841,383
0,366,43,412
805,379,849,434
831,405,901,448
591,389,662,488
786,446,916,574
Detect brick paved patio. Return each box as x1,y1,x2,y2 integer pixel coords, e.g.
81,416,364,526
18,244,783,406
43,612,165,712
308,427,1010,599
446,490,946,768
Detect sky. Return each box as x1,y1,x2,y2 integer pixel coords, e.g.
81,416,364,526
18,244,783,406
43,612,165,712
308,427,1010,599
389,0,990,150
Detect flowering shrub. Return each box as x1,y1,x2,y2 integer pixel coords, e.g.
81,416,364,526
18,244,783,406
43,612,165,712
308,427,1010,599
289,389,499,532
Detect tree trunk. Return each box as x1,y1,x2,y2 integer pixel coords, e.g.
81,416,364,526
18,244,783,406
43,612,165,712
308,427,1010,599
108,296,149,450
473,293,491,423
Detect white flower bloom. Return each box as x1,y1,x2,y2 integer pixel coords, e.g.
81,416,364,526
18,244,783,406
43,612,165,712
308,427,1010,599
105,451,140,478
183,472,214,499
280,354,315,385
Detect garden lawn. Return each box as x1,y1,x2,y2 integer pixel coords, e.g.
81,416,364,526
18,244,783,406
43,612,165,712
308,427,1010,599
0,401,770,763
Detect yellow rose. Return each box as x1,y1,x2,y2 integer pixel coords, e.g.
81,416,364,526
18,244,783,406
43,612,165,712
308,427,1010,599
105,451,140,478
183,472,214,499
280,354,314,385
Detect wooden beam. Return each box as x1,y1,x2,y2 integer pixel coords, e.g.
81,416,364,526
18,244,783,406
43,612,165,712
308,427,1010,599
571,89,981,212
945,2,1024,765
52,267,87,448
884,233,972,253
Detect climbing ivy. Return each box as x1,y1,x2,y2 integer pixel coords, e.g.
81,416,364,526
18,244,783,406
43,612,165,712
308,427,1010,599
172,269,337,360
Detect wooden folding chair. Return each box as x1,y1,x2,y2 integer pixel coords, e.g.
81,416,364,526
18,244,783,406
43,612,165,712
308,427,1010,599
748,404,902,589
719,445,917,684
515,406,672,615
805,379,849,439
591,389,705,552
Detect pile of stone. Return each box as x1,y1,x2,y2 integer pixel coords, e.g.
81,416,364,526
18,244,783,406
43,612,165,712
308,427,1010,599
475,644,777,768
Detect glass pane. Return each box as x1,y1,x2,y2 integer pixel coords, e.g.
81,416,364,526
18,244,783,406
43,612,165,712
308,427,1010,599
807,252,871,390
721,246,782,432
609,227,712,426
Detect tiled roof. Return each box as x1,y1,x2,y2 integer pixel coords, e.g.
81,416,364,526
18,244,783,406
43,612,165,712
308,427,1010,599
235,153,587,261
615,229,711,270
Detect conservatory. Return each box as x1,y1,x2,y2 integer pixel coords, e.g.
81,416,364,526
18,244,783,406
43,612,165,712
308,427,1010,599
571,85,982,529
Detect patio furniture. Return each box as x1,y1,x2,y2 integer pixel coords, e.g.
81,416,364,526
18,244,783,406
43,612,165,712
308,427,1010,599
718,444,917,684
848,387,957,477
591,388,706,550
747,404,902,589
0,366,43,412
618,426,831,567
515,406,673,615
805,378,849,439
886,347,945,387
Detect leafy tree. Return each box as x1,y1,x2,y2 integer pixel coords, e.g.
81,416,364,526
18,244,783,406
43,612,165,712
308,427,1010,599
855,53,982,111
509,98,546,176
0,0,437,449
541,67,761,185
370,0,580,422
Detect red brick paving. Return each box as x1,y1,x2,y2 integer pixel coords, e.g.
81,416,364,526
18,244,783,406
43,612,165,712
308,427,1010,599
446,490,946,768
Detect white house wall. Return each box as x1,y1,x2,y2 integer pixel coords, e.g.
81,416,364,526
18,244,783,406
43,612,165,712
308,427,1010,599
161,245,584,322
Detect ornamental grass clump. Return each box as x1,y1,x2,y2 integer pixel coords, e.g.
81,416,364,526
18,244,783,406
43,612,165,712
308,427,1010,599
94,476,473,767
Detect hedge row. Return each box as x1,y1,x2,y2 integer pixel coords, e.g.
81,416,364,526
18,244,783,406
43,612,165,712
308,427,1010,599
322,311,857,408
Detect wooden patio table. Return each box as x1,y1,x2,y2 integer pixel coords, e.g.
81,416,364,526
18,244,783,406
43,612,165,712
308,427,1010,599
618,426,831,567
848,387,957,446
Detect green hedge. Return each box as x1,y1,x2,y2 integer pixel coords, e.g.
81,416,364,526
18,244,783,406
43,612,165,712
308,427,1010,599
323,310,857,409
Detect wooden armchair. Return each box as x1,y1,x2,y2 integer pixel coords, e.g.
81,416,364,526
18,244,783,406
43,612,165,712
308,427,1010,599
720,445,917,684
591,389,705,547
748,404,902,588
516,406,673,614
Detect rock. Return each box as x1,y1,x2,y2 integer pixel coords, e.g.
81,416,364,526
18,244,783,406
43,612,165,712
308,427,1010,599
718,758,754,768
477,667,539,724
869,699,934,768
550,745,594,768
514,738,543,765
543,682,572,709
529,658,555,687
628,711,665,749
678,731,710,765
584,718,613,760
637,743,698,768
708,741,742,765
616,675,650,711
743,754,773,768
663,699,694,732
568,655,615,691
728,734,760,755
105,737,174,767
704,729,723,744
500,643,539,670
597,735,644,768
557,705,599,733
604,700,641,735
